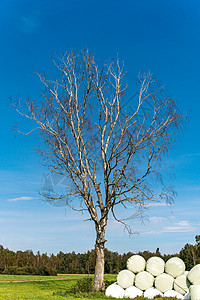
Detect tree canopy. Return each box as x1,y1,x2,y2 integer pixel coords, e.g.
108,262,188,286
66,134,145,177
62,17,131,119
13,49,183,290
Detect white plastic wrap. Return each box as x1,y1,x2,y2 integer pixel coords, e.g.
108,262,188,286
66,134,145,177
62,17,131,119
124,286,143,298
146,256,165,276
127,254,146,273
174,273,190,295
165,257,185,278
188,264,200,285
164,290,184,299
117,269,135,289
155,273,174,293
183,292,190,299
134,271,154,291
185,271,189,275
189,285,200,300
143,287,164,299
105,282,125,298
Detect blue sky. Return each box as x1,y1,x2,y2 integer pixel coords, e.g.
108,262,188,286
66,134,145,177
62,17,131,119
1,0,200,255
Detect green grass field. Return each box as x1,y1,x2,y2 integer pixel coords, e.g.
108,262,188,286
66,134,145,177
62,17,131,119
0,274,116,300
0,274,189,299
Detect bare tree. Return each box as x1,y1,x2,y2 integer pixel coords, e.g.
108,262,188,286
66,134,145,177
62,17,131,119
13,49,183,290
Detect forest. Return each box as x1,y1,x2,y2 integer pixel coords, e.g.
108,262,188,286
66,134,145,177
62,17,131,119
0,235,199,275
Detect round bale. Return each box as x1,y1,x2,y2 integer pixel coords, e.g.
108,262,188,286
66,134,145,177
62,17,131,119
134,271,154,291
124,286,143,298
144,287,164,299
189,285,200,300
117,269,135,289
105,282,125,298
188,264,200,285
165,257,185,278
163,290,184,299
146,256,165,276
174,273,190,295
127,254,146,273
155,273,174,293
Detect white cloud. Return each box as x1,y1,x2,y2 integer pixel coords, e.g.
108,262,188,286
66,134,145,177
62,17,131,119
149,217,167,223
163,220,195,233
143,220,195,235
7,196,35,202
145,202,171,207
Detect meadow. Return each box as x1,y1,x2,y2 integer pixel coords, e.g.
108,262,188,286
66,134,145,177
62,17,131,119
0,273,185,299
0,274,117,300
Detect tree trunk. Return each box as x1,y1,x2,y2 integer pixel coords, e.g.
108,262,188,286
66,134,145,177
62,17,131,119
93,222,107,291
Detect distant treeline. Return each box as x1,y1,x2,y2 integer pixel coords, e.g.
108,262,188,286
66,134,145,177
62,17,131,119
0,236,199,275
0,245,175,276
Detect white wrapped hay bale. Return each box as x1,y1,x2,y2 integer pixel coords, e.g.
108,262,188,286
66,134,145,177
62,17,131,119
189,285,200,300
134,271,154,291
164,290,184,299
127,254,146,273
165,257,185,278
143,287,163,299
155,273,174,293
117,269,135,289
124,286,143,298
146,256,165,276
174,273,190,295
188,264,200,285
105,282,125,298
